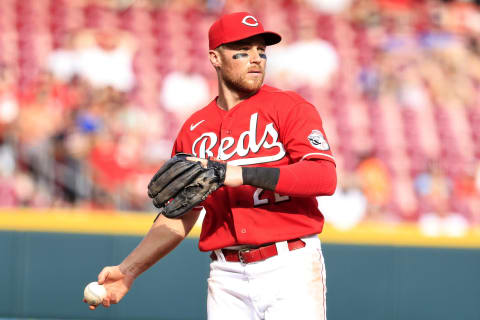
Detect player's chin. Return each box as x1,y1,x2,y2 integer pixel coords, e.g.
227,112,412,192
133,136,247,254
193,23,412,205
239,83,262,95
226,76,263,94
242,78,263,92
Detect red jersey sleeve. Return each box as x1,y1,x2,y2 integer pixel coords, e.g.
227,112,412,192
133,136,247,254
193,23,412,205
278,101,335,164
171,124,189,156
171,138,181,157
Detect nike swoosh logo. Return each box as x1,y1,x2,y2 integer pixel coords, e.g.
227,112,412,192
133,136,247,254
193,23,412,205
190,120,205,131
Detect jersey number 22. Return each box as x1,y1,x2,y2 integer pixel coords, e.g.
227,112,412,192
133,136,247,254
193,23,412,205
253,188,290,207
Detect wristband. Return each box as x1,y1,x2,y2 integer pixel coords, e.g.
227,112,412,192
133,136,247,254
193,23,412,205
242,167,280,191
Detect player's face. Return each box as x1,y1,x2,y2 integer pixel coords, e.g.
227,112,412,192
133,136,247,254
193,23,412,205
213,36,267,94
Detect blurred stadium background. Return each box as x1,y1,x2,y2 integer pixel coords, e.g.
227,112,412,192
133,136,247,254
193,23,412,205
0,0,480,319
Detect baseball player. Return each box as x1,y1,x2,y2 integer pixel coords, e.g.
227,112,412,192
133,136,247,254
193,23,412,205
86,12,336,320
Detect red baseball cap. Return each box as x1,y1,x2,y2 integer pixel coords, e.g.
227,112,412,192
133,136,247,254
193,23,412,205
208,12,282,50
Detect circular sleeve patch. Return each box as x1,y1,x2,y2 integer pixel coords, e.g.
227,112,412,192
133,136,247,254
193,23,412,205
308,130,330,151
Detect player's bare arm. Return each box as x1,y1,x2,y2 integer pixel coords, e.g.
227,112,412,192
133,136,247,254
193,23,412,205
86,209,200,310
119,209,200,277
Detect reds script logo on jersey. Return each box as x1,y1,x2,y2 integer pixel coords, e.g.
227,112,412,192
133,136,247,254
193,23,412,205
191,113,286,166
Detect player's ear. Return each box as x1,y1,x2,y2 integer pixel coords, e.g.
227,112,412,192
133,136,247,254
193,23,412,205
209,49,222,68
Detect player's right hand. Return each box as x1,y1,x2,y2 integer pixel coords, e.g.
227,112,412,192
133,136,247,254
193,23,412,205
84,265,135,310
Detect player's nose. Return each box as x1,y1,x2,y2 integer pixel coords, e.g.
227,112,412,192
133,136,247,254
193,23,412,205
249,50,262,64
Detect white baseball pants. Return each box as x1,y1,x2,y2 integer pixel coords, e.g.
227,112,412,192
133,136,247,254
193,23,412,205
207,235,327,320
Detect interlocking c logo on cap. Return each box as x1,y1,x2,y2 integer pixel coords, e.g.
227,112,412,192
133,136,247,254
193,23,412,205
241,15,259,27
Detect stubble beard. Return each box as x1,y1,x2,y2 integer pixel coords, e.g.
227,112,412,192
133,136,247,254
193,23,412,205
223,70,265,96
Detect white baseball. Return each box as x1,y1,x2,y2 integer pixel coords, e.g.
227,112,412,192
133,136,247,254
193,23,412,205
84,282,107,306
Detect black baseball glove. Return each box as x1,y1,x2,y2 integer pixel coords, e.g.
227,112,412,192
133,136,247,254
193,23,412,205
147,153,227,219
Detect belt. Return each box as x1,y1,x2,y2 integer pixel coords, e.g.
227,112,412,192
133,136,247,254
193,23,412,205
210,238,306,264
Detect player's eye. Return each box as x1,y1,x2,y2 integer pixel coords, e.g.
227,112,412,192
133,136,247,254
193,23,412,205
233,53,249,59
258,47,266,59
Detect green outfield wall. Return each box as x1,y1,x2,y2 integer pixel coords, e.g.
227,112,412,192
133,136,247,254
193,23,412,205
1,210,479,320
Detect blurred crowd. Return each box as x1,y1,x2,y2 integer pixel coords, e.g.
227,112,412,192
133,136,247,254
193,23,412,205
0,0,479,234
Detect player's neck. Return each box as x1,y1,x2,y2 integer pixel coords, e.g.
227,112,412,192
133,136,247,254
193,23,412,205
216,81,258,111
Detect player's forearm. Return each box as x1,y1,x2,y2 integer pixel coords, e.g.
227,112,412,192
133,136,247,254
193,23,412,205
240,159,337,197
119,210,200,278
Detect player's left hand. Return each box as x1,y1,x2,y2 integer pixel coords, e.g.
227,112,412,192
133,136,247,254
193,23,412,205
186,156,243,187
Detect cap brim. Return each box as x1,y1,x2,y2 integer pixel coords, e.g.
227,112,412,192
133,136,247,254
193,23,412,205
221,31,282,48
259,31,282,46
